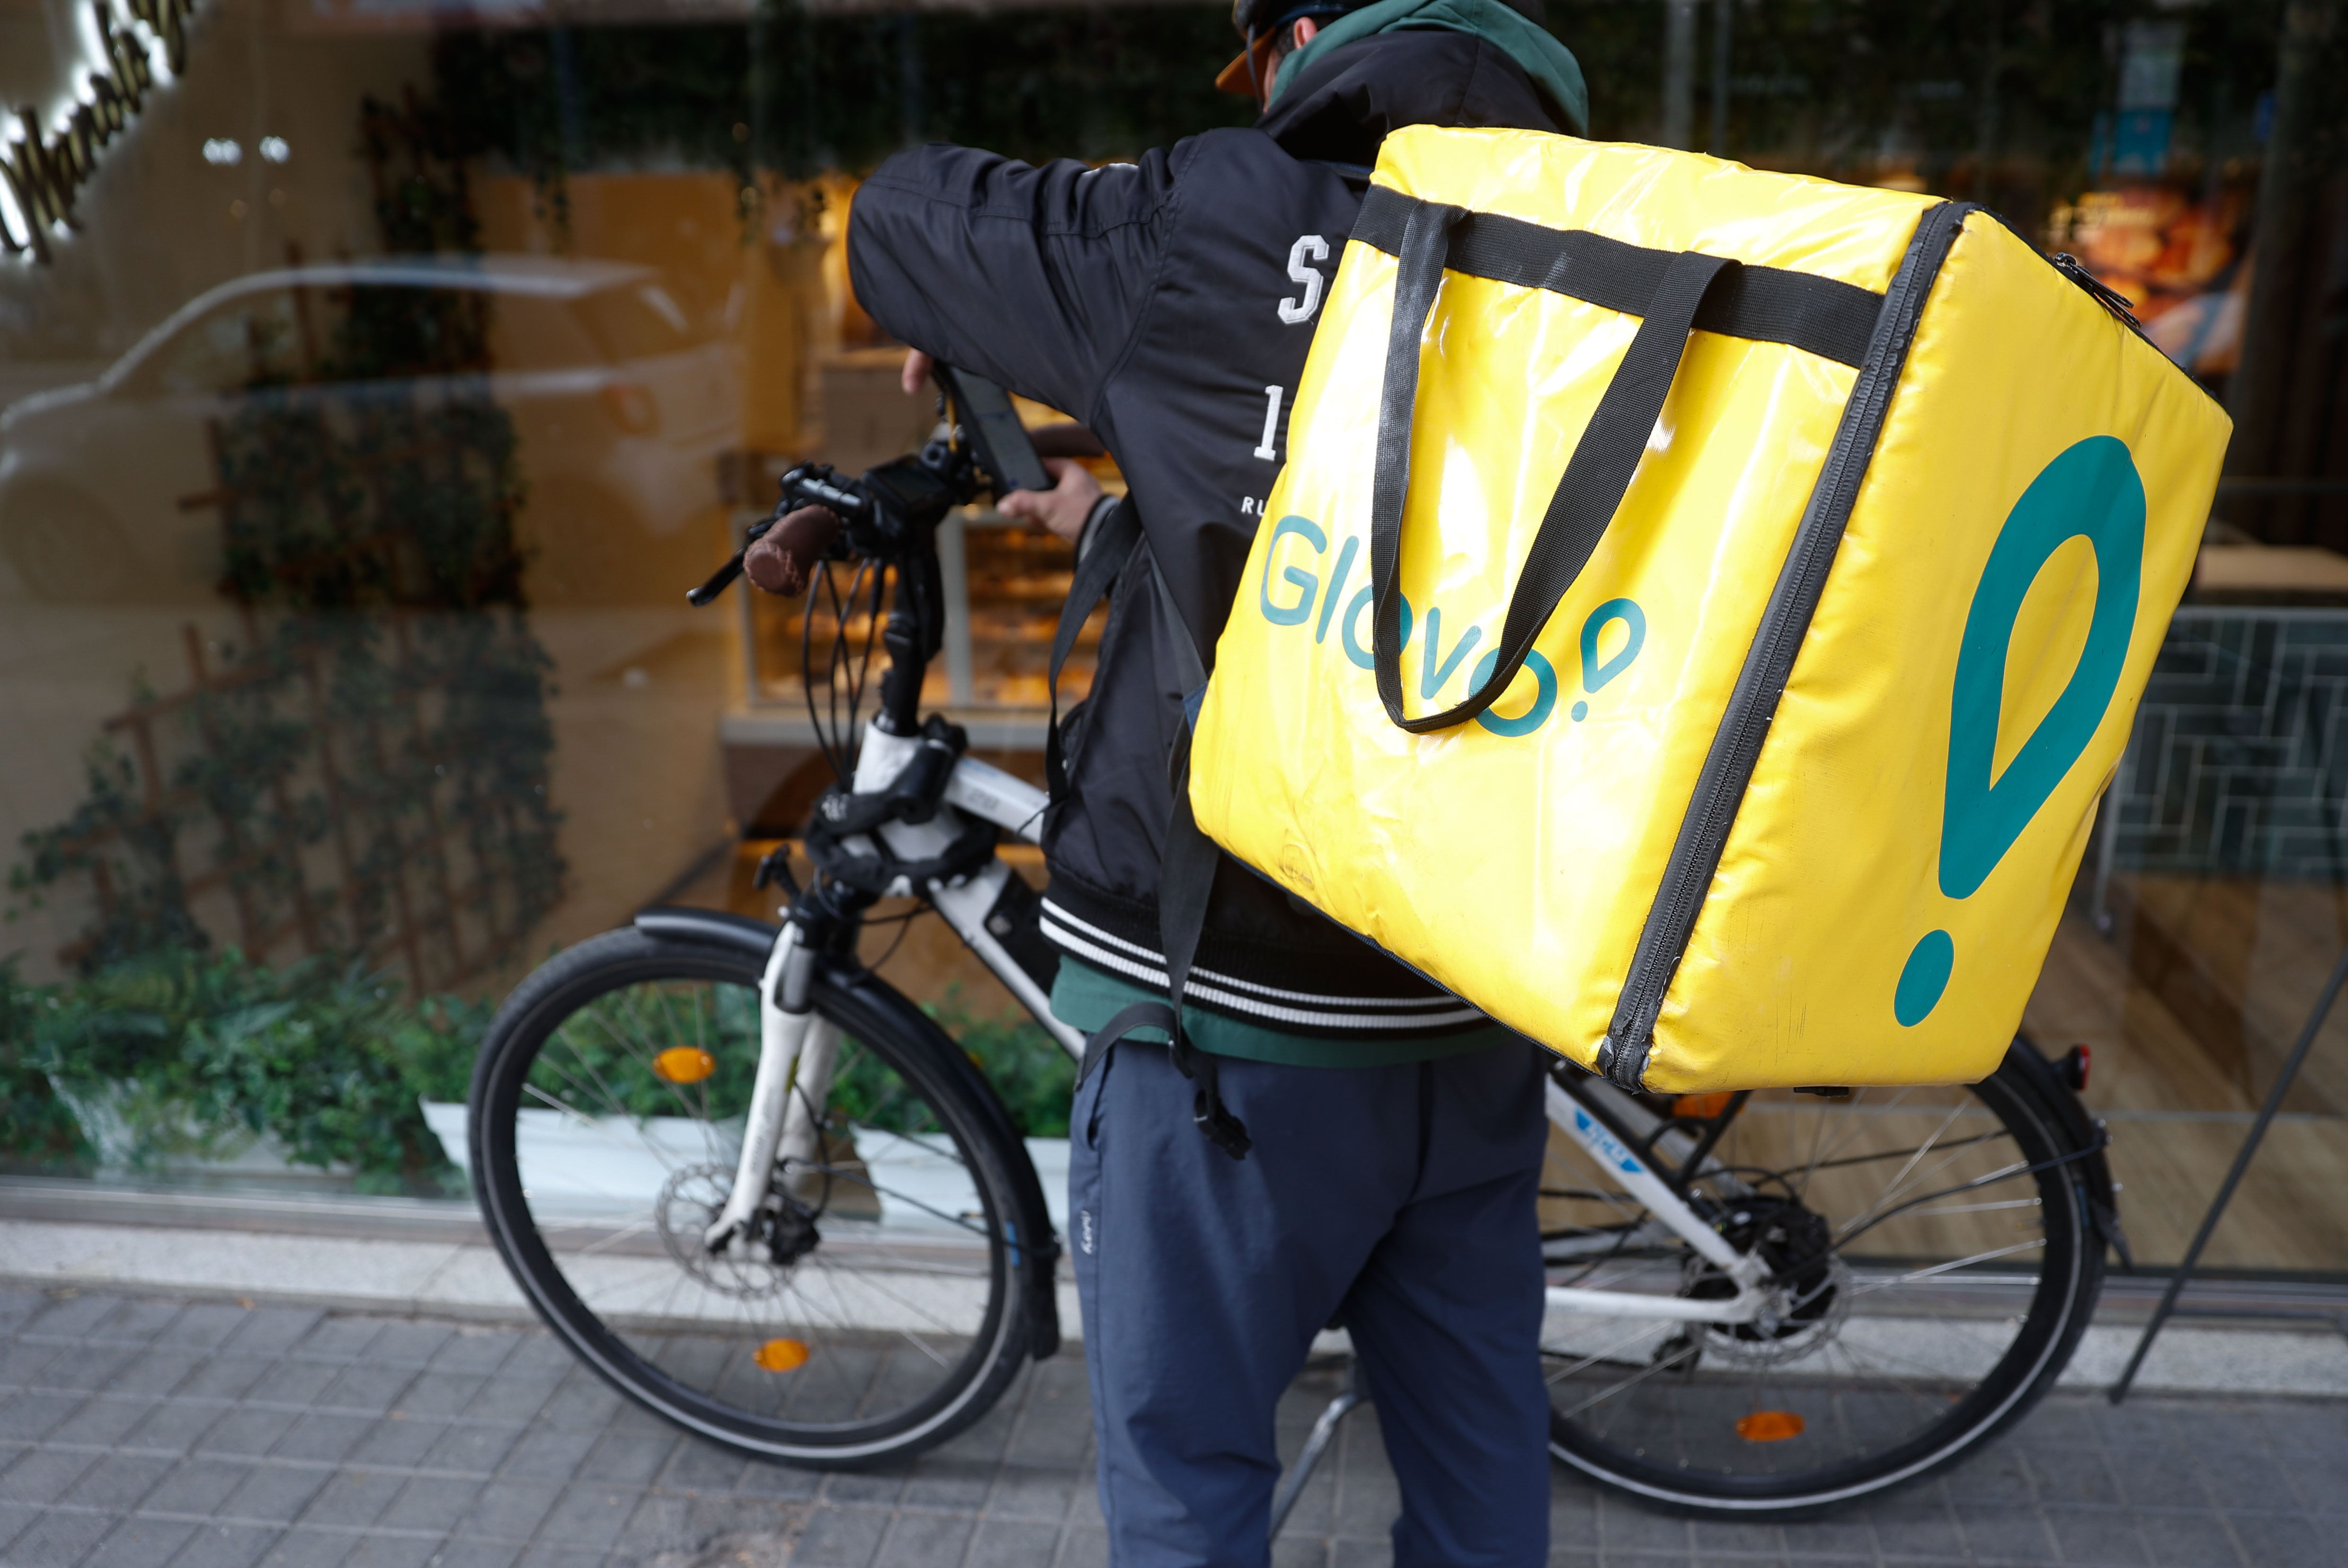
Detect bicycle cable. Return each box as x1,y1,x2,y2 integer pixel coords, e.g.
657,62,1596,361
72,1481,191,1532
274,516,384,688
802,554,890,783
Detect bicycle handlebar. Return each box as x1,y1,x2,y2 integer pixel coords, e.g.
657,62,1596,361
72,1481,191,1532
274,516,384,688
691,439,983,732
686,463,876,607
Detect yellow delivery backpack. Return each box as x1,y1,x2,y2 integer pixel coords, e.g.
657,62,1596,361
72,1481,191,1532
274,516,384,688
1190,127,2232,1092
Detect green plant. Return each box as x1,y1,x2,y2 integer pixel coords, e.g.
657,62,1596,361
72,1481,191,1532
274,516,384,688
0,959,89,1167
8,739,209,973
510,977,1075,1139
927,984,1073,1139
1,945,488,1193
524,979,762,1123
0,950,1078,1194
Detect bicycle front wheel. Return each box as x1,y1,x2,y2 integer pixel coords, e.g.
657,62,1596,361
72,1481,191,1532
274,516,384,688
1543,1046,2103,1518
468,926,1041,1467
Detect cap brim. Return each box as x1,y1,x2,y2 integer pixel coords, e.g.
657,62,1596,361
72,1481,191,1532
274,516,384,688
1216,34,1275,97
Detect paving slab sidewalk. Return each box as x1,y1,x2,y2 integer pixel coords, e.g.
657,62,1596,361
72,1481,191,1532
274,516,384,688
4,1212,2345,1398
0,1283,2342,1568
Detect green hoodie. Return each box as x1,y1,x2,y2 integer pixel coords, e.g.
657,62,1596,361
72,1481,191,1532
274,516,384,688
1269,0,1589,134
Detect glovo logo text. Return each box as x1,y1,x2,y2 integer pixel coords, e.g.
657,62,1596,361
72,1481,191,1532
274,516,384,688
1894,436,2145,1028
1257,515,1645,738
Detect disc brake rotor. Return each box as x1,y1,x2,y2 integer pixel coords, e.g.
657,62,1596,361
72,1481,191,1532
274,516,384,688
1683,1196,1851,1368
655,1162,824,1300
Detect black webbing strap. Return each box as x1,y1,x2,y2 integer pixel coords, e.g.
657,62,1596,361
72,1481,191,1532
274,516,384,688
1070,745,1250,1162
1044,499,1146,804
1351,185,1882,370
1049,503,1251,1159
1076,1004,1174,1087
1368,201,1750,733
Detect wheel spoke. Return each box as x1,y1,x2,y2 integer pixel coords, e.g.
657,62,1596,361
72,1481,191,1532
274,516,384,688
480,950,1021,1464
1544,1069,2091,1510
1845,1237,2047,1294
1541,1319,1674,1385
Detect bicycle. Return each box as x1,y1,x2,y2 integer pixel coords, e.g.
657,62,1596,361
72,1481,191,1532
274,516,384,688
465,380,2128,1519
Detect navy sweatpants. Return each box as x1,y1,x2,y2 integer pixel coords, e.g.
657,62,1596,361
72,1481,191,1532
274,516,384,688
1067,1040,1553,1568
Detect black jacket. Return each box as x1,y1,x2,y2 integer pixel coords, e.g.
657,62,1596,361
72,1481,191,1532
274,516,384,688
847,36,1565,1035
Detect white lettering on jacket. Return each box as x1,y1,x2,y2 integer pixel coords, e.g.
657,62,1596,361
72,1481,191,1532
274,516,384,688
1254,385,1283,461
1279,234,1329,324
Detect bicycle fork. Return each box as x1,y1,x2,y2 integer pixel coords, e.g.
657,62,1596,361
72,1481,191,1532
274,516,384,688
704,926,838,1255
704,723,1079,1256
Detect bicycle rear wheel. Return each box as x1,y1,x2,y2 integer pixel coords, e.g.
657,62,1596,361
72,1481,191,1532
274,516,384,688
1543,1045,2103,1518
468,926,1041,1467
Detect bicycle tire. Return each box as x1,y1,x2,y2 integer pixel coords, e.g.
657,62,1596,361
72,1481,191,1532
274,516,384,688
1547,1047,2104,1519
469,925,1041,1467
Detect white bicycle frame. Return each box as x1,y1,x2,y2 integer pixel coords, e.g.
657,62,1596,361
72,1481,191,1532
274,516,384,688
708,720,1771,1327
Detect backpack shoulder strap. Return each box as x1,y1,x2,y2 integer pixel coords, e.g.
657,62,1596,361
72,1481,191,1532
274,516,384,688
1050,499,1250,1159
1045,498,1146,803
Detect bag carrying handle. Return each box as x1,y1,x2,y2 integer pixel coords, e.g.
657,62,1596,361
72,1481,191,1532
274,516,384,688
1368,200,1744,732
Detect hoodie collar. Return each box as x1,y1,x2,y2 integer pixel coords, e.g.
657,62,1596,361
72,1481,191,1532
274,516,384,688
1255,31,1569,168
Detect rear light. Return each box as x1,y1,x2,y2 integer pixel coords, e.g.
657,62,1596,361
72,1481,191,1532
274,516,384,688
2060,1044,2091,1093
601,381,658,433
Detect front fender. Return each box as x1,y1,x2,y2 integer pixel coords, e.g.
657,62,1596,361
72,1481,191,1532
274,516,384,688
634,904,781,958
824,966,1064,1358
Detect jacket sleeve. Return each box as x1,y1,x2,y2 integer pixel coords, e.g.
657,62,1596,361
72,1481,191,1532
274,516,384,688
845,144,1177,430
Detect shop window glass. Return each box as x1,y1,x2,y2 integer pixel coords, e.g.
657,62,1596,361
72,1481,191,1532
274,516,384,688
0,0,2341,1286
138,291,304,396
574,281,710,360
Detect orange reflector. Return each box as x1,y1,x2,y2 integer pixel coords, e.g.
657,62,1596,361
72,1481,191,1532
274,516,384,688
1674,1092,1734,1120
755,1338,809,1373
1735,1410,1805,1443
653,1047,717,1085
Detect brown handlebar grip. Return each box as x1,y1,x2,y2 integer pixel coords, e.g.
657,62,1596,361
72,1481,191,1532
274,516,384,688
745,505,845,597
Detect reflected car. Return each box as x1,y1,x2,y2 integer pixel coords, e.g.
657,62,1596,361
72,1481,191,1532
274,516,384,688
0,255,738,603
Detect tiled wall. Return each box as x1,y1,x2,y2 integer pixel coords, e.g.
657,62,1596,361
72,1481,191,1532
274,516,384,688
2114,608,2348,877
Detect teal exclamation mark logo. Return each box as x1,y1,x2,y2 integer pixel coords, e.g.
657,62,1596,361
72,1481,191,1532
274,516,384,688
1569,599,1645,722
1897,437,2145,1028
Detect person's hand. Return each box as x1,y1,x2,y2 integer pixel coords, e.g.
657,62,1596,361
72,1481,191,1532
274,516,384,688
901,349,934,396
744,504,844,595
998,458,1104,544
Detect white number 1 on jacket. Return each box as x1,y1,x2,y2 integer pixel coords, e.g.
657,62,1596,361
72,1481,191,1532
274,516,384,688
1254,385,1283,462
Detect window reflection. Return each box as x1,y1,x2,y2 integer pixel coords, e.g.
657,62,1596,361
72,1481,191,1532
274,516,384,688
0,0,2343,1264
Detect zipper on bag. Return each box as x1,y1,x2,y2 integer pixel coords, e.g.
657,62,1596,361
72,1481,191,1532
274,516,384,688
1983,205,2163,346
1598,199,1979,1092
2050,251,2149,337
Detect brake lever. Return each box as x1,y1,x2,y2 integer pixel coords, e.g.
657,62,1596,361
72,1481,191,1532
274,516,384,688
688,462,872,606
785,467,869,518
686,516,775,607
685,457,925,606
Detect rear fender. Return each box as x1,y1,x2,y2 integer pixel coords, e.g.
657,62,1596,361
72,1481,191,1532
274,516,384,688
2003,1034,2131,1271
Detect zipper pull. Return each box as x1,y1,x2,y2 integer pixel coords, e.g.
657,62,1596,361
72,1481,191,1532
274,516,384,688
2052,252,2149,336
